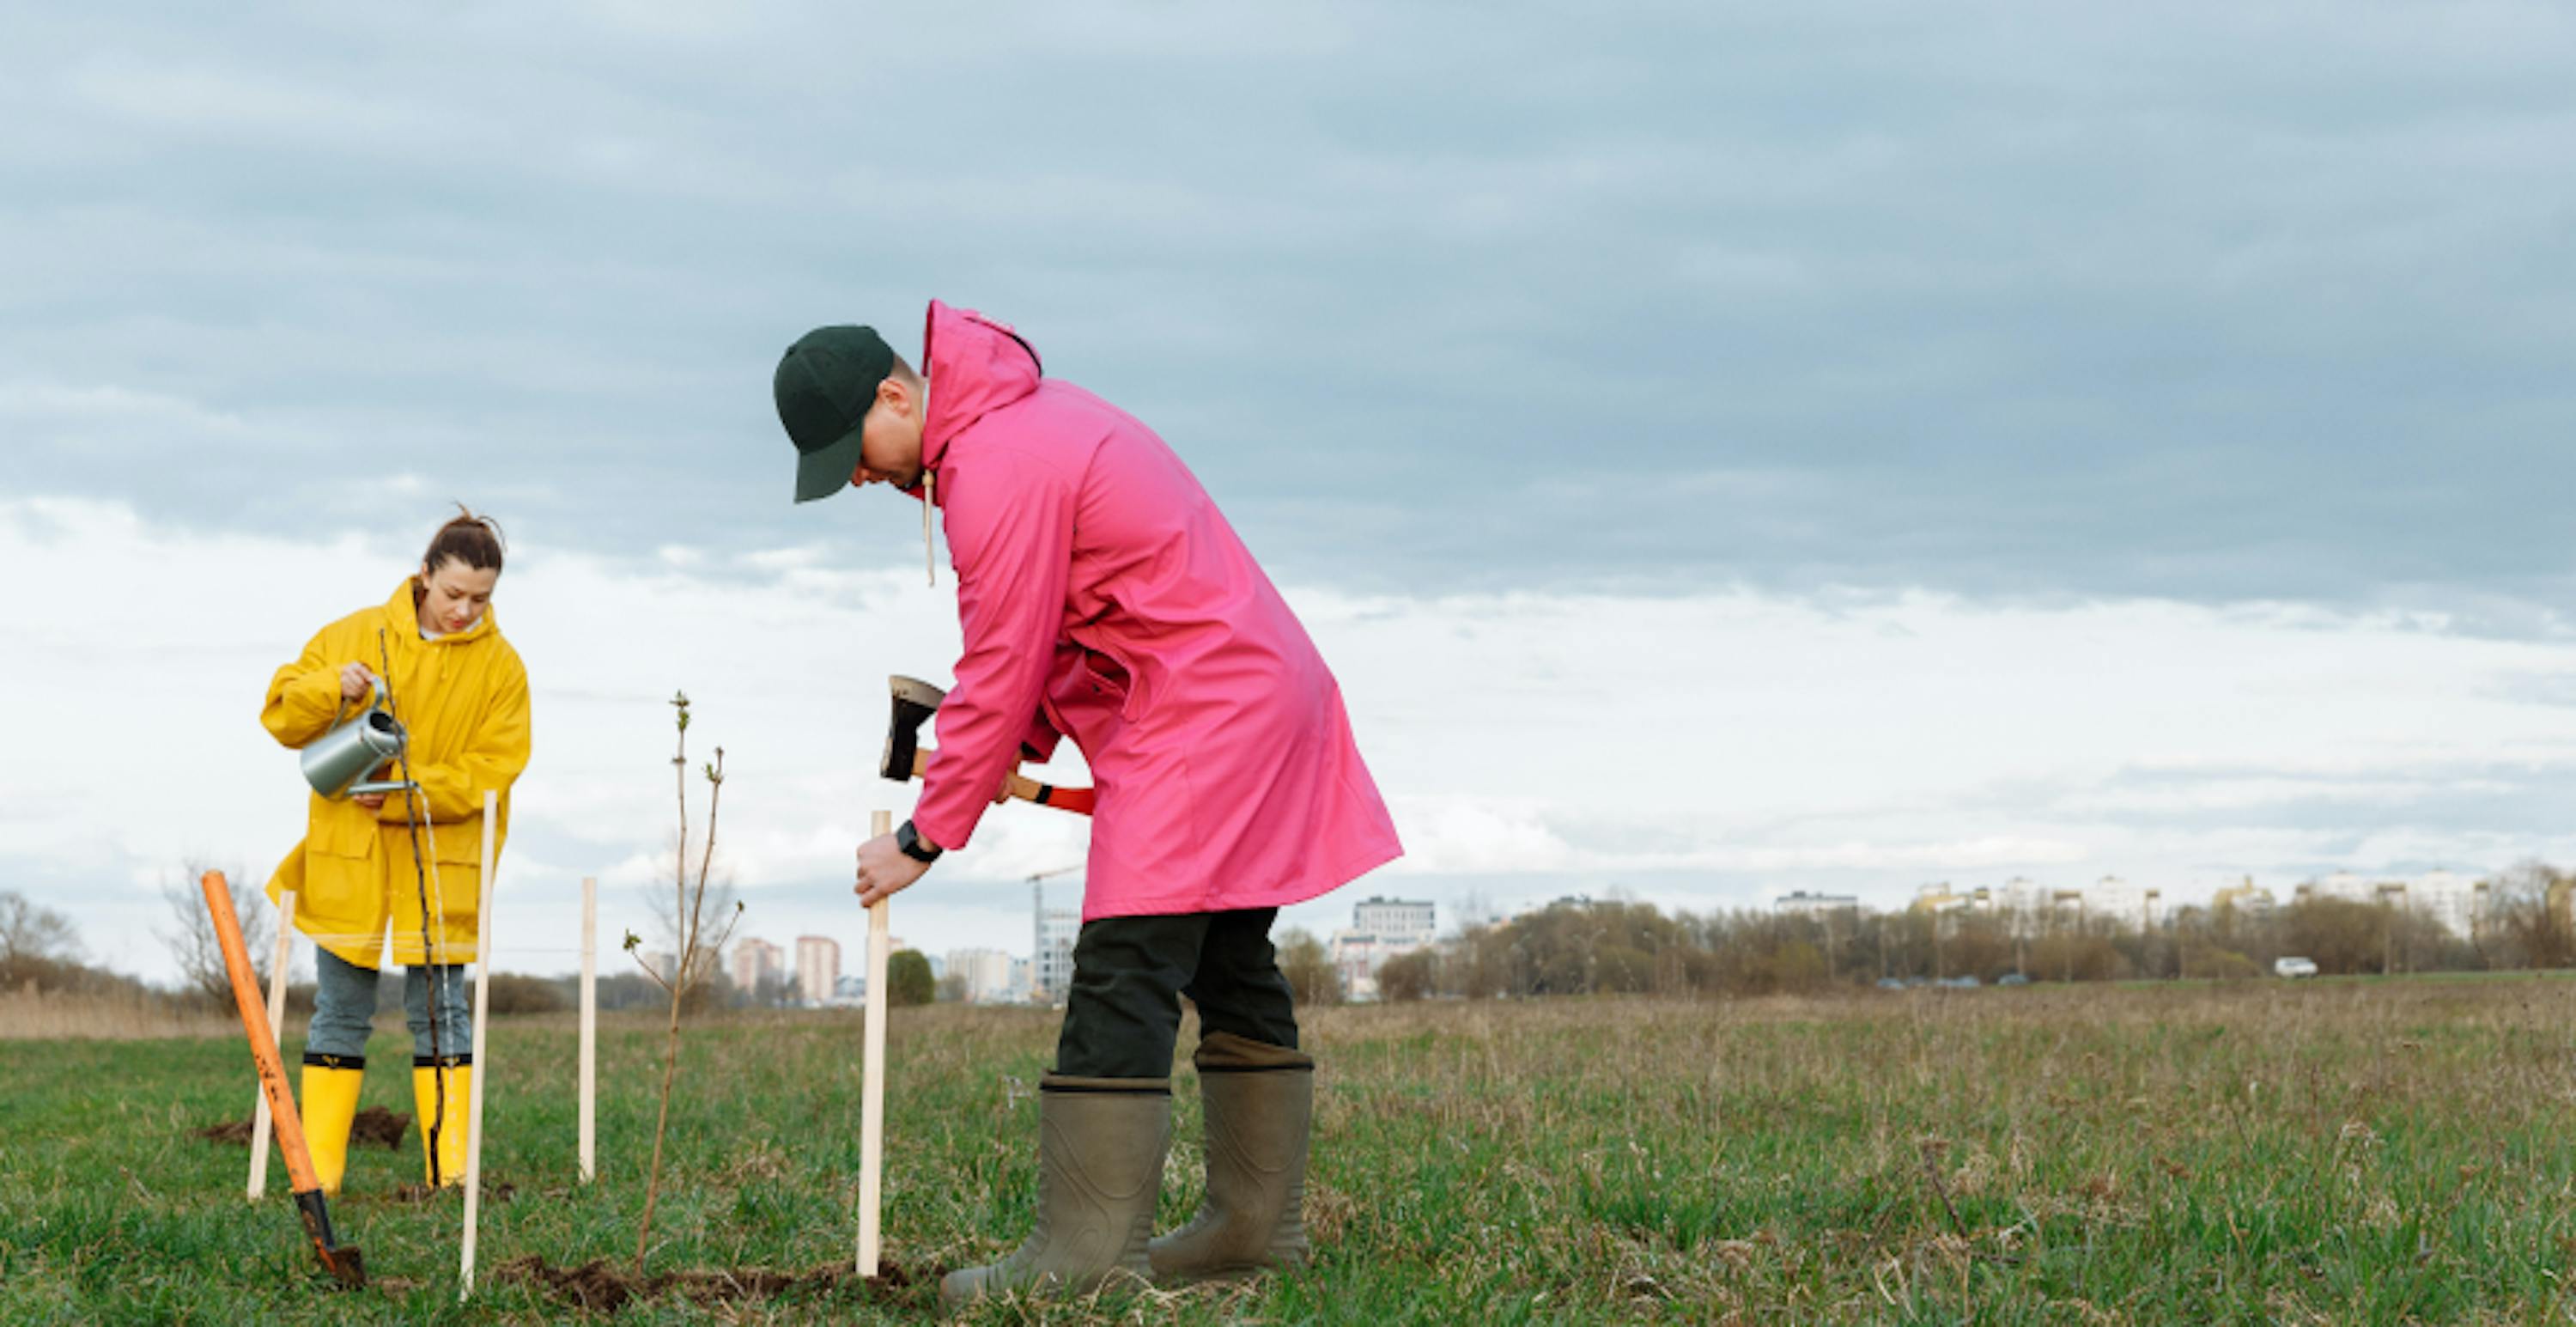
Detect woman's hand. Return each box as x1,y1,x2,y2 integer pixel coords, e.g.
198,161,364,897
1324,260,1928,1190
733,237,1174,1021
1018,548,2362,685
854,832,933,907
339,662,378,703
351,791,387,811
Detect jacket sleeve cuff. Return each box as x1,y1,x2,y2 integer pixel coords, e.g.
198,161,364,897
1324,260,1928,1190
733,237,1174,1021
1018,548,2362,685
268,671,351,746
1020,710,1062,763
908,795,987,856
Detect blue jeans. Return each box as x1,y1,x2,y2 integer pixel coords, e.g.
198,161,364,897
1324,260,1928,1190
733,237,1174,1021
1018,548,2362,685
306,946,471,1063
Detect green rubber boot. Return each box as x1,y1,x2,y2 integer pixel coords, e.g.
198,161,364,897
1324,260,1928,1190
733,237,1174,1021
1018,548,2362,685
1147,1032,1315,1283
939,1074,1171,1308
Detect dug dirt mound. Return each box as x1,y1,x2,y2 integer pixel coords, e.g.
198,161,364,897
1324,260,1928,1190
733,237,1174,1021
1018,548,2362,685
350,1107,411,1149
492,1256,920,1314
198,1106,411,1150
386,1179,513,1204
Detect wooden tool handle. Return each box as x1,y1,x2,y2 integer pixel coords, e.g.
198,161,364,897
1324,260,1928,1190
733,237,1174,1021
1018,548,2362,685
1005,771,1097,815
204,871,320,1196
908,747,1096,818
858,809,891,1276
205,871,364,1286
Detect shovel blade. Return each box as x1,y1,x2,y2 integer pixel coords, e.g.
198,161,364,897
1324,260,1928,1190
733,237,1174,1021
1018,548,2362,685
293,1189,368,1288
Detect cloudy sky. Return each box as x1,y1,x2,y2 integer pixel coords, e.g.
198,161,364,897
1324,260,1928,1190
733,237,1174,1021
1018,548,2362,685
8,2,2576,984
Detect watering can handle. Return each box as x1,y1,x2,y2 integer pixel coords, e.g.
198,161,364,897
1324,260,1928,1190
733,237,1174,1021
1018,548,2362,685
339,682,414,798
321,676,390,735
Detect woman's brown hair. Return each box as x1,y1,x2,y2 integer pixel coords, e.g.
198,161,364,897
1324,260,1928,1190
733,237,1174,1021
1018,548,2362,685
423,504,506,575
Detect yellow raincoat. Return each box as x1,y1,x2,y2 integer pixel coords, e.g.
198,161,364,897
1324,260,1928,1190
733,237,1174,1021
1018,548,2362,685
262,579,532,969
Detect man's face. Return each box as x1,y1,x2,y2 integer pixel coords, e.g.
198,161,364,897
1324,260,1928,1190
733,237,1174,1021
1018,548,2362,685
852,376,927,491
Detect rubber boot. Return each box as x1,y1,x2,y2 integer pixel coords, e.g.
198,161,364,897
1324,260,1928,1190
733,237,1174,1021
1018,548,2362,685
940,1075,1172,1307
410,1056,471,1188
299,1052,367,1196
1148,1032,1315,1283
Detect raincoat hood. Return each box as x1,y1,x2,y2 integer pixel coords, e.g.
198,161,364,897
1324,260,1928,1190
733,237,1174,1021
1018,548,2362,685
919,299,1042,477
387,577,500,646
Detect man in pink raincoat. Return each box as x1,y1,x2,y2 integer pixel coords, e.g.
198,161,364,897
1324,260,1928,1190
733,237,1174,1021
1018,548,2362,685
773,301,1401,1305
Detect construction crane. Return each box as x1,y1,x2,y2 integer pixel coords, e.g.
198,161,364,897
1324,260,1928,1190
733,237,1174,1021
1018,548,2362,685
1027,862,1084,916
1029,864,1084,1006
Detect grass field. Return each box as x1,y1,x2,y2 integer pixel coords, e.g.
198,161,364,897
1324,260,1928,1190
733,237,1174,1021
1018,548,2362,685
6,977,2576,1324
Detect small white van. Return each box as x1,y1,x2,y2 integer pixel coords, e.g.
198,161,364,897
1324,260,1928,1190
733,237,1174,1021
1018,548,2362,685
2274,957,2318,978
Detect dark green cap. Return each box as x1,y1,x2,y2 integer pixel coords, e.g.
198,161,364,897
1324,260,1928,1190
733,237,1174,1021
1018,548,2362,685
775,326,896,503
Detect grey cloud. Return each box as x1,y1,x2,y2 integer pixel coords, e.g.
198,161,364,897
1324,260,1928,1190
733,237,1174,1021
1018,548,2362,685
6,2,2574,610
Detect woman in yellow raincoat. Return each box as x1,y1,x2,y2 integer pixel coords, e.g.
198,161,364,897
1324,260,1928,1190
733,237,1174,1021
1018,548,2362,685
261,508,531,1193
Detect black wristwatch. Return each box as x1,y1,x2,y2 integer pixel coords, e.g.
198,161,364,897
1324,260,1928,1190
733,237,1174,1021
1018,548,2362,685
896,819,944,864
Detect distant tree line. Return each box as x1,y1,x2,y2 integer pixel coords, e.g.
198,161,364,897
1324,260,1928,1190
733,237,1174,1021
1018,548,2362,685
1328,861,2576,1002
5,883,957,1019
21,860,2573,1015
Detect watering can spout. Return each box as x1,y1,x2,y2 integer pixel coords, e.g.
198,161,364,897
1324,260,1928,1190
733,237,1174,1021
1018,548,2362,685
301,682,411,800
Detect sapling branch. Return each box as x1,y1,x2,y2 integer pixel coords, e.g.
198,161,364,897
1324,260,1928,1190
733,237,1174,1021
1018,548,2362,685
632,695,736,1274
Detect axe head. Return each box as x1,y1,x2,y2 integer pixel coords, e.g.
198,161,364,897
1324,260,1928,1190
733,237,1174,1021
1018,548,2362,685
882,675,948,781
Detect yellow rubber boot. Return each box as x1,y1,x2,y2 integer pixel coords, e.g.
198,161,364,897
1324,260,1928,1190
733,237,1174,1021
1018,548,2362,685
410,1058,472,1188
298,1054,367,1196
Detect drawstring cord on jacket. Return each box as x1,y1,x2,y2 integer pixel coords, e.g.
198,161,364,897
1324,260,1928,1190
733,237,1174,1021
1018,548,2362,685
920,376,940,587
923,469,939,587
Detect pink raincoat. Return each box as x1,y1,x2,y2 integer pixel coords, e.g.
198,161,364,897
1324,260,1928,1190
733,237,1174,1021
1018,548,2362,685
906,301,1402,918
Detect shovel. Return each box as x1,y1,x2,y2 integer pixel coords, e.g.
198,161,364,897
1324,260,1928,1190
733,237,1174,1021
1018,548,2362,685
202,870,367,1288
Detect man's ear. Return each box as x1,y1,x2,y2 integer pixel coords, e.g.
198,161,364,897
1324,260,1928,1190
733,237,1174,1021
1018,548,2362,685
879,376,915,417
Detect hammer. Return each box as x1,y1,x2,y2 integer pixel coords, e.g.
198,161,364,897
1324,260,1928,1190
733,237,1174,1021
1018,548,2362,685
883,675,1097,816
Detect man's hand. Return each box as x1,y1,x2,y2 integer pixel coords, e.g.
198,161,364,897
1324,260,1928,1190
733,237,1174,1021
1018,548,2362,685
352,791,387,811
339,662,378,704
854,831,933,907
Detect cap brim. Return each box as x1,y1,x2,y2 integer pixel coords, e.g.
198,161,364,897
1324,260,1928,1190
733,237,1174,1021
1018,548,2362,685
793,427,867,503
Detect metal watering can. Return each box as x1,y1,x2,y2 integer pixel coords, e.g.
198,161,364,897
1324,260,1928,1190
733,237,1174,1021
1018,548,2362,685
301,680,414,800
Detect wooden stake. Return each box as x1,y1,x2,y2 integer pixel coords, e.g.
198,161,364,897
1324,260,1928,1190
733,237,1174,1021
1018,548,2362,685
246,890,295,1201
579,874,597,1184
857,809,892,1277
459,789,498,1300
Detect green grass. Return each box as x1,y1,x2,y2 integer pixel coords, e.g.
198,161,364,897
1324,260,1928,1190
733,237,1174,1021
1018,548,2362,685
6,978,2576,1323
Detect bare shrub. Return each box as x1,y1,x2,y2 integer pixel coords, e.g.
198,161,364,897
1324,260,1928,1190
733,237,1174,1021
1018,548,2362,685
1376,949,1437,1002
158,859,269,1007
1279,929,1342,1006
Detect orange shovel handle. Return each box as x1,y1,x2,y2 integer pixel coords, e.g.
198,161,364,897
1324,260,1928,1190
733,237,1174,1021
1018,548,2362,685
204,871,363,1285
204,872,320,1193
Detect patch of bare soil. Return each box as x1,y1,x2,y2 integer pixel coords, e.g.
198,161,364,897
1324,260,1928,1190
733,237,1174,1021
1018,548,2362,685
349,1106,411,1149
491,1256,921,1314
386,1179,513,1204
197,1106,411,1150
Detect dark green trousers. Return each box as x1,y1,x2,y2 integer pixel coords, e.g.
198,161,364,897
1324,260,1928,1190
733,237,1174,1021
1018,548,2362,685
1055,907,1299,1079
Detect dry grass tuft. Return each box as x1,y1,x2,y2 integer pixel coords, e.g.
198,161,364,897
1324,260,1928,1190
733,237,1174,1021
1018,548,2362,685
0,987,234,1041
